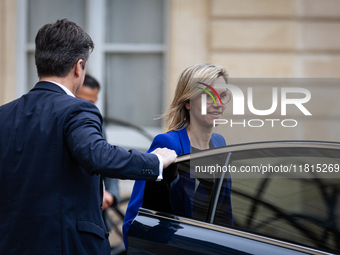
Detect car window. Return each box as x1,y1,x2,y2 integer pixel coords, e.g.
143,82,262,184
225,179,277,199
143,151,229,222
168,153,228,222
213,147,340,254
143,145,340,253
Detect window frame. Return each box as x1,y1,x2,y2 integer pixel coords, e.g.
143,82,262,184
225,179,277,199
16,0,169,121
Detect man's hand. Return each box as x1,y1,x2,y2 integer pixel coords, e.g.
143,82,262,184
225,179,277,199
102,190,114,210
151,148,177,169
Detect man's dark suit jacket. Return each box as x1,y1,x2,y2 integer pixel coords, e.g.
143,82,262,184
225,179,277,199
0,81,159,255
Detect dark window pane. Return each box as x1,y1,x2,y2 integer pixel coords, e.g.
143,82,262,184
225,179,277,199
214,147,340,254
106,0,165,43
105,53,163,127
28,0,85,43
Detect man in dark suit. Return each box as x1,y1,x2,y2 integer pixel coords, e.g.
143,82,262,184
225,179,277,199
0,19,176,255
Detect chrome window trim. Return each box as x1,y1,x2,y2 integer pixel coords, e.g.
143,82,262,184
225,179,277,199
176,141,340,163
138,208,335,255
209,152,231,224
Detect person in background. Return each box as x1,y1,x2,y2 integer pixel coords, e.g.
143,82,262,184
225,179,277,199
122,63,233,249
0,19,176,255
76,74,120,231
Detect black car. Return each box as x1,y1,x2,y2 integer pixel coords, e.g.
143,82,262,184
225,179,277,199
127,141,340,255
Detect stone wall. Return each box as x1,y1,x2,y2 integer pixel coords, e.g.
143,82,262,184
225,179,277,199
209,0,340,78
0,0,17,106
168,0,340,144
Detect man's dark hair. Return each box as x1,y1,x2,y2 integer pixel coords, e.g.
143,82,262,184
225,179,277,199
35,19,94,78
83,74,100,90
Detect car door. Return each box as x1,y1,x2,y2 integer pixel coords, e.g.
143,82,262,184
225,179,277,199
128,141,340,255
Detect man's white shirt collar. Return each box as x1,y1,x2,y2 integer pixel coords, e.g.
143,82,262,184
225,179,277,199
47,81,75,97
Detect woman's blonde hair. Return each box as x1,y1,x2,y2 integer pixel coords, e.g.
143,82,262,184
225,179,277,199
162,63,228,133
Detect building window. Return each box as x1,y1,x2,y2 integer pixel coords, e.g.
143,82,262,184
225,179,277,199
18,0,168,128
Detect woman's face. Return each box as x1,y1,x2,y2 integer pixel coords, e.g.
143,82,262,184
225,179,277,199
186,76,228,129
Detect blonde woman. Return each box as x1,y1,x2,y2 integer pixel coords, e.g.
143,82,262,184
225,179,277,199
123,63,233,248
